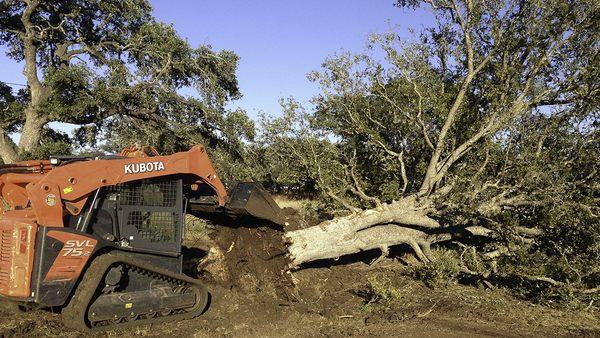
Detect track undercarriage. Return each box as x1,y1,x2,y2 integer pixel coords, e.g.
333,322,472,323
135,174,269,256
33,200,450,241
62,253,209,331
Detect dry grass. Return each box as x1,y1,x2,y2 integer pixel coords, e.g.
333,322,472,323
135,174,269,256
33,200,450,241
272,195,311,210
184,214,214,241
272,195,321,229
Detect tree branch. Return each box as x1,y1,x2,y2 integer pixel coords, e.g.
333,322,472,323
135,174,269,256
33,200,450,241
403,72,434,150
348,150,382,207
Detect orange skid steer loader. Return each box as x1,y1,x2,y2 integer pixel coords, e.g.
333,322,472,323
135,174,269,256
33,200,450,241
0,145,285,330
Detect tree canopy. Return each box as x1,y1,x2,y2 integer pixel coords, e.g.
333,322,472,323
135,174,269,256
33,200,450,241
0,0,254,162
269,0,599,302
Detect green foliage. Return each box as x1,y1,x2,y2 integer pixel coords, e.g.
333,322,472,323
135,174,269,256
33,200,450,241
0,82,26,134
360,276,403,308
497,247,600,307
19,141,71,161
459,246,491,277
0,0,251,165
454,112,599,304
413,249,461,289
18,127,72,160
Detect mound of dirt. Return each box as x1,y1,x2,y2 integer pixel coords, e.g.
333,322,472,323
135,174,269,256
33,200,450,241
207,223,295,302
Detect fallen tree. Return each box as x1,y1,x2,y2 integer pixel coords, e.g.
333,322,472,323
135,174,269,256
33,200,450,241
260,0,599,297
285,195,545,267
286,197,446,265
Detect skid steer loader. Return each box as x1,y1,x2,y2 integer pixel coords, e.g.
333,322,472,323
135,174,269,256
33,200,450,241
0,145,285,330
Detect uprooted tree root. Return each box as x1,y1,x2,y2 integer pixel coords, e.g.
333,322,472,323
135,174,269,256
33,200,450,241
185,217,297,302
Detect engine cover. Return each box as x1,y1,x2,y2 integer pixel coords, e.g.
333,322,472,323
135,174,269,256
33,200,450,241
0,210,37,299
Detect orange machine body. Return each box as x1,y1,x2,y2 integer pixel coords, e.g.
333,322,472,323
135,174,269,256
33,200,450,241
0,145,227,302
0,210,37,298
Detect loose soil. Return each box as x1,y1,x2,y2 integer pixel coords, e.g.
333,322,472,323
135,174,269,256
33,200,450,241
1,224,599,337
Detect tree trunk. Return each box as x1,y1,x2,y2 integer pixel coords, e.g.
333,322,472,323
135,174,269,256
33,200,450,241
285,196,449,267
0,128,19,163
17,110,45,153
17,2,48,155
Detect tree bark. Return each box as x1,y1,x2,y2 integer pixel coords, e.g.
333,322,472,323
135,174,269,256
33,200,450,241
17,0,48,154
285,194,544,268
18,111,46,153
285,196,447,267
419,74,473,196
0,128,19,163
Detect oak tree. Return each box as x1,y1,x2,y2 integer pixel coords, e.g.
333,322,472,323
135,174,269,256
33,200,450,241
0,0,253,162
268,0,599,296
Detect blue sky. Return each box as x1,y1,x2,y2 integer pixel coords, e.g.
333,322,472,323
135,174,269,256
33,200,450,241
0,1,433,133
147,1,431,118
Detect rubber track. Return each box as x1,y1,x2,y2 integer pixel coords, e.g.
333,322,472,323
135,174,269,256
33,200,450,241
61,252,209,332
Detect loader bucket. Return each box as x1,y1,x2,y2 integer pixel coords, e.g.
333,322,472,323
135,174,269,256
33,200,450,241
188,182,286,225
224,183,286,225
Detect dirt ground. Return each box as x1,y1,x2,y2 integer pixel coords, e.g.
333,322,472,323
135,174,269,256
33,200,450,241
1,224,599,337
